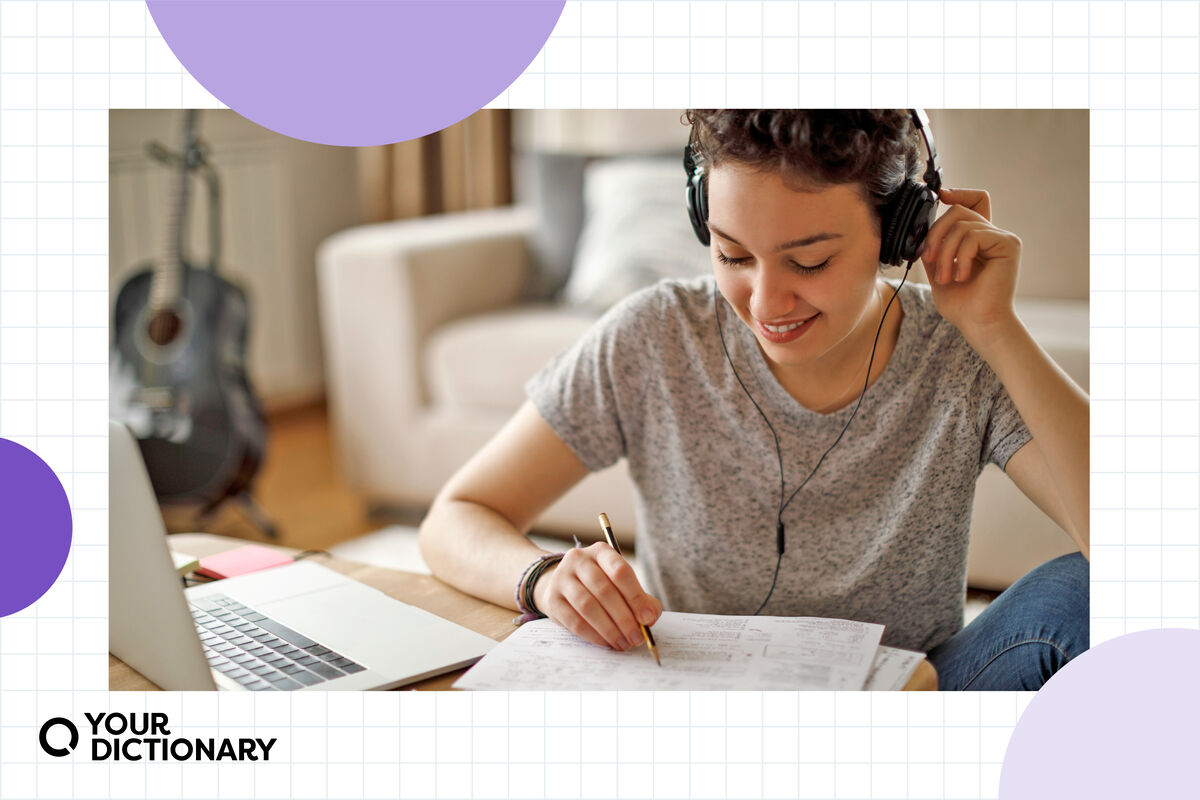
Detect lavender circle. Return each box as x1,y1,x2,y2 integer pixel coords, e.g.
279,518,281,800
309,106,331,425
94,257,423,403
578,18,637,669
146,0,565,146
0,438,72,617
1000,628,1200,798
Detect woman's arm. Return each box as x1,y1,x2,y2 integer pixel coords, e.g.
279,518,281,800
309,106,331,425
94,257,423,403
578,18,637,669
968,322,1089,558
420,401,590,606
919,187,1089,557
419,400,662,650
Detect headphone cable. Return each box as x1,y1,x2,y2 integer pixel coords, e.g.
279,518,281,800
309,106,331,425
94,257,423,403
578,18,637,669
714,261,913,615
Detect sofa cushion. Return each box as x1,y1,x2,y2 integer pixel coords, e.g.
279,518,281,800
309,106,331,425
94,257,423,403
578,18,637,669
562,157,711,312
425,306,598,413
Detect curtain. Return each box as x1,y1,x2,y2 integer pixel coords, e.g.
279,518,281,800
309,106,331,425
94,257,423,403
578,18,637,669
357,109,512,222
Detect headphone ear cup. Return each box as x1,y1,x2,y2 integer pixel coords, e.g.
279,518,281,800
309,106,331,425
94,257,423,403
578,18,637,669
880,182,937,266
686,171,711,246
879,189,908,266
902,187,938,264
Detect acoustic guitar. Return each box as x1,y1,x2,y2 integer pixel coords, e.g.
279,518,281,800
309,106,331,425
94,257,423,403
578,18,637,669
111,111,274,536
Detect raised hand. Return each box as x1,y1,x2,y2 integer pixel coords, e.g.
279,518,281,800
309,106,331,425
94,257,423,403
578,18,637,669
919,187,1022,347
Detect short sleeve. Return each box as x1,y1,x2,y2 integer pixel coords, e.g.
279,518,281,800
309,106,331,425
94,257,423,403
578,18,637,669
525,286,663,472
970,360,1033,471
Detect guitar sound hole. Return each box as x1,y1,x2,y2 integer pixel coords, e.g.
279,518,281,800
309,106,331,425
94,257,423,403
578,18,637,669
148,310,183,346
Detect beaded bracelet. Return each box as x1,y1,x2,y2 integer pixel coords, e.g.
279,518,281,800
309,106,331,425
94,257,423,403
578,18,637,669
513,552,564,625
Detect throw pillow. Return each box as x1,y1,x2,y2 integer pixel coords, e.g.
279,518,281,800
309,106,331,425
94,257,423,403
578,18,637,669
562,157,712,312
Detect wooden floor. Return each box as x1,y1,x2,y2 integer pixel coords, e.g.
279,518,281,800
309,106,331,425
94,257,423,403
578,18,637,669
161,403,395,552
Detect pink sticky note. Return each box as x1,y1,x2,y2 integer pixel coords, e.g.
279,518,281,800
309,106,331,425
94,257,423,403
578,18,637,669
195,545,294,580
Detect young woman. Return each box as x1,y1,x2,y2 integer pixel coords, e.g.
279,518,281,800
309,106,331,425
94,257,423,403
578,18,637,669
419,110,1089,691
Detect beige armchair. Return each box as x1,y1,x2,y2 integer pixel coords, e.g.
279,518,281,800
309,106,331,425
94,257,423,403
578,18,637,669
316,206,641,546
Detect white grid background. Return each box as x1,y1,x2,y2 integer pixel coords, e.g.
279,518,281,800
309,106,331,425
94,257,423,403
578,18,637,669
0,1,1188,798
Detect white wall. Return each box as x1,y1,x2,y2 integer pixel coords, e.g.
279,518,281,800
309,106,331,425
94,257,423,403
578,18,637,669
925,109,1088,301
514,109,689,155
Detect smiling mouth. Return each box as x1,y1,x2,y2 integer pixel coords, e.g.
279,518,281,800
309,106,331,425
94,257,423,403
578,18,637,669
755,313,820,343
761,318,813,333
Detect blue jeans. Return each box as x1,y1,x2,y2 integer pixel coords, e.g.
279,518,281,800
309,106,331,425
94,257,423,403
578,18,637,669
926,552,1089,691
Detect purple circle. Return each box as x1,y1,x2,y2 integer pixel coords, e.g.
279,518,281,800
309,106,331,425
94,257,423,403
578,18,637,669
0,438,72,617
1000,628,1200,799
146,0,565,146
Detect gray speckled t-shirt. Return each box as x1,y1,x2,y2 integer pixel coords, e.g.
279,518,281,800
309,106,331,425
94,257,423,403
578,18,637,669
526,276,1031,652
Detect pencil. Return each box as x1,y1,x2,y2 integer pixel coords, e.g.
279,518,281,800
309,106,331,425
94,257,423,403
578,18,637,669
597,512,661,666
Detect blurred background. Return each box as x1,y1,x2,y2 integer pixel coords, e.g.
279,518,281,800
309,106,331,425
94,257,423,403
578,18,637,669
109,109,1088,597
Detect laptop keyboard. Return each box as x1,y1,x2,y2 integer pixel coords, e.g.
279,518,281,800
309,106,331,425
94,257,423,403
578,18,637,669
189,594,366,691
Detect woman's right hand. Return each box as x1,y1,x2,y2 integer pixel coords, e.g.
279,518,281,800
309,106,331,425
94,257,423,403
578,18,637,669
532,543,663,651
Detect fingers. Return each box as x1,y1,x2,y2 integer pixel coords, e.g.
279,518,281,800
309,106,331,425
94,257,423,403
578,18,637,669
576,558,642,649
552,595,616,649
930,221,989,284
951,235,983,283
542,544,662,652
559,571,627,649
921,203,985,264
593,545,660,625
924,222,1017,285
921,187,992,271
937,187,991,221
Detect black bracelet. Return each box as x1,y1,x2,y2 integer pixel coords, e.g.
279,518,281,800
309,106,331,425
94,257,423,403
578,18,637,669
513,552,564,624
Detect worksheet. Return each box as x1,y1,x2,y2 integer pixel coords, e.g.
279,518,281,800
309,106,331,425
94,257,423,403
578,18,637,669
863,646,926,691
454,612,884,691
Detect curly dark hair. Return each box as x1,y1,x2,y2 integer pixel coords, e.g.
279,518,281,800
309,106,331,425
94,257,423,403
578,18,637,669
684,110,924,232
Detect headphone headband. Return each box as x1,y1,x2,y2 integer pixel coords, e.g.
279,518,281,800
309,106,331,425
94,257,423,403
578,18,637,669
909,108,943,193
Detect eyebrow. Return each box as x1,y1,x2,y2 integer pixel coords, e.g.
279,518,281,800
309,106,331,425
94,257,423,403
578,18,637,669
706,223,842,252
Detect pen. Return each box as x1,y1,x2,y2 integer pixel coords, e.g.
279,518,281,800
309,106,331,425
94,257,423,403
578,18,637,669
597,512,661,666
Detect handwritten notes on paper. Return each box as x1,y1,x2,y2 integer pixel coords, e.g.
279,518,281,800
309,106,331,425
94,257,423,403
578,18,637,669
454,611,912,691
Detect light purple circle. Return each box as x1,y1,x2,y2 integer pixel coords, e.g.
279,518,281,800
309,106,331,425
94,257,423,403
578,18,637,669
146,0,565,146
1000,628,1200,799
0,438,72,617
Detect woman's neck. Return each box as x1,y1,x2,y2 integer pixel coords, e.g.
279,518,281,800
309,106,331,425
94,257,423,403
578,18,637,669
767,280,904,414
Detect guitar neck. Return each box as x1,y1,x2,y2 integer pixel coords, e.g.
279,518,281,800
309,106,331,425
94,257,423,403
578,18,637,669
149,110,197,313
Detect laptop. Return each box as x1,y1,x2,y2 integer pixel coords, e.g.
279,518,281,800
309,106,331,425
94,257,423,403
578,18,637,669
109,419,496,691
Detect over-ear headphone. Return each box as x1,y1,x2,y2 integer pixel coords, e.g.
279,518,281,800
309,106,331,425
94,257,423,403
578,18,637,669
684,109,944,266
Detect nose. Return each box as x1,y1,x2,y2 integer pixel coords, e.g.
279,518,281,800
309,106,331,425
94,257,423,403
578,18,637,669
748,265,798,322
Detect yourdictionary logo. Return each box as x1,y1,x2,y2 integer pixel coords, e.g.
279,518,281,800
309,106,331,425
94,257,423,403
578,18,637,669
38,718,79,757
38,713,277,762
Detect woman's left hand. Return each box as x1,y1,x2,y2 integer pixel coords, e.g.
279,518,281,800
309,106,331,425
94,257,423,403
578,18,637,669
919,187,1022,347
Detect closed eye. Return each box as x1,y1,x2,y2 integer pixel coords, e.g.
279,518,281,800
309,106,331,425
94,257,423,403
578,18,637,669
715,251,752,266
716,251,831,273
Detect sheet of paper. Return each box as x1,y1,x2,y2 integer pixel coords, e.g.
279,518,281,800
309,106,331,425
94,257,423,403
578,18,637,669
454,611,884,691
863,646,925,691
